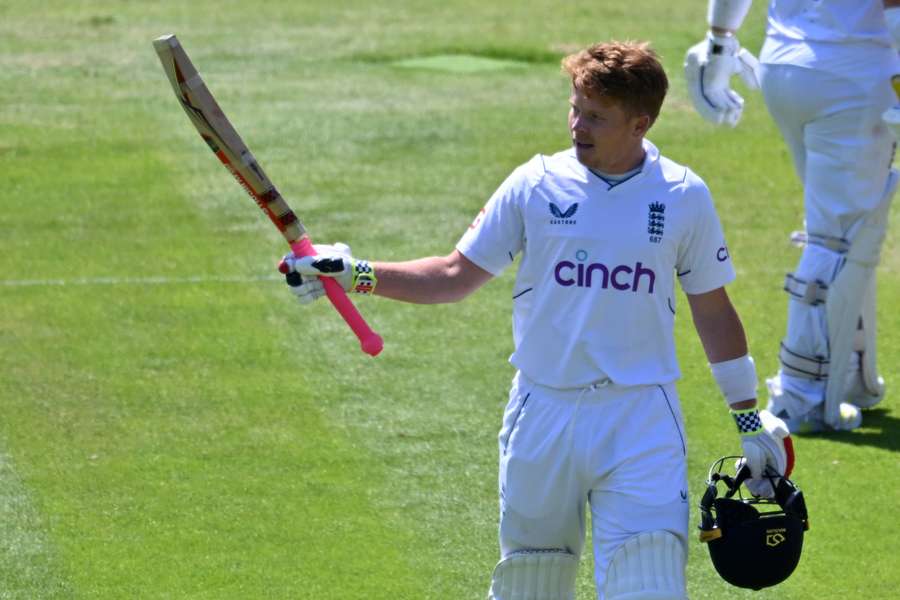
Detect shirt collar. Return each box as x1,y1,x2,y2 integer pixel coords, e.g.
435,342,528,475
580,138,659,190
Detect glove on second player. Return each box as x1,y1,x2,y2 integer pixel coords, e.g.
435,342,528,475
684,33,760,127
280,243,377,304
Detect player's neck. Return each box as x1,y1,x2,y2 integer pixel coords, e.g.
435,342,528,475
586,145,645,175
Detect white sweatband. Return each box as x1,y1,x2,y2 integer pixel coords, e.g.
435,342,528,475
886,7,900,49
708,0,752,32
710,354,757,407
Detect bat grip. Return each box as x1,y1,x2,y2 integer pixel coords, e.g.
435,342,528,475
290,238,384,356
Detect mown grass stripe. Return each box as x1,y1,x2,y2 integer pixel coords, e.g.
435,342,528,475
392,53,530,73
0,275,281,287
0,448,74,599
1,1,899,598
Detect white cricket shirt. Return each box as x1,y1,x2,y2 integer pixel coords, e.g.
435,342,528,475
456,140,735,388
760,0,897,79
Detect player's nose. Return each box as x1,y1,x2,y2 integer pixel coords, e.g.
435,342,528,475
570,115,587,135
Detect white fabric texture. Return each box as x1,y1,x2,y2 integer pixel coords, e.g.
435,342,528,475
707,0,753,31
489,550,578,600
684,34,760,127
885,7,900,48
760,0,897,78
710,354,758,406
283,242,355,292
759,58,895,415
781,242,844,381
457,140,735,388
603,531,687,600
823,172,896,427
497,373,689,598
738,409,791,497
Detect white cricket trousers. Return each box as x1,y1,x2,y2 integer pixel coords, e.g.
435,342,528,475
759,63,895,238
759,63,896,408
497,371,689,597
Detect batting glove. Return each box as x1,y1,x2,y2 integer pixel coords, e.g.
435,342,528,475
684,33,760,127
733,408,794,498
279,243,377,305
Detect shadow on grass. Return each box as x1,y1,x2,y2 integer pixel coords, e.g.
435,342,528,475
356,46,563,66
797,408,900,452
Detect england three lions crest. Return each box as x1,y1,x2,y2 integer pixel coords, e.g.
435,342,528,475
648,202,665,243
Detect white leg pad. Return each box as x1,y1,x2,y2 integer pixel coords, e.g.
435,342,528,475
780,241,844,383
602,531,687,600
859,272,884,397
489,549,578,600
825,169,897,427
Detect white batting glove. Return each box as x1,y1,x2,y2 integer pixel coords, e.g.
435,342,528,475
684,33,760,127
280,243,377,305
732,408,794,498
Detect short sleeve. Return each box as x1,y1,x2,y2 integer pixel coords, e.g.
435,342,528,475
456,158,538,276
676,181,736,295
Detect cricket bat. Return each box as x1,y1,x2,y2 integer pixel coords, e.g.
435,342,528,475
153,34,383,356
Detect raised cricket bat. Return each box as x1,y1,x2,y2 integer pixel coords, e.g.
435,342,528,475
153,34,383,356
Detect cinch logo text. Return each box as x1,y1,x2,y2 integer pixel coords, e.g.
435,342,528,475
717,246,729,262
554,259,656,293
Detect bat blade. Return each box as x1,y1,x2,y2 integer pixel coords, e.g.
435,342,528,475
153,34,383,356
153,34,303,241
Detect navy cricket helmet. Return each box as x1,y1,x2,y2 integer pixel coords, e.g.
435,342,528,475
697,456,809,590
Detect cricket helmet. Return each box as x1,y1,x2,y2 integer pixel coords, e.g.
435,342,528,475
697,456,809,590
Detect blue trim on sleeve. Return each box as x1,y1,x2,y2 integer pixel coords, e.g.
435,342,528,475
512,287,533,300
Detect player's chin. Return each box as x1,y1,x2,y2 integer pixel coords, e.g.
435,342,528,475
573,141,596,163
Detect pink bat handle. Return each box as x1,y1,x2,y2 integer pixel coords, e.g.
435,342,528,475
290,238,384,356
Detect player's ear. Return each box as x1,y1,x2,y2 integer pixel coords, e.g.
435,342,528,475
632,114,652,137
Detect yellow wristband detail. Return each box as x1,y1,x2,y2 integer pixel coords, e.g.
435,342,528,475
730,408,763,436
351,260,377,295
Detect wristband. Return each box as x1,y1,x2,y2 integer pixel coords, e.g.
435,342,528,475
710,354,757,407
707,32,739,57
708,0,752,32
731,407,763,436
351,260,377,294
887,7,900,49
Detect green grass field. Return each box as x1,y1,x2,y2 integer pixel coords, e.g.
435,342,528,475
2,1,899,598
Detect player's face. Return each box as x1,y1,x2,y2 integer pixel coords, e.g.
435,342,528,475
568,87,649,173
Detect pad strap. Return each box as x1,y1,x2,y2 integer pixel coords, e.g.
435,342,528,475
789,231,851,254
779,342,828,380
783,273,828,306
